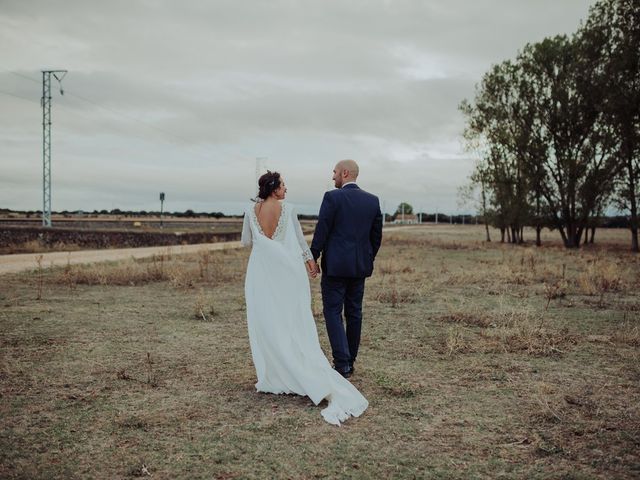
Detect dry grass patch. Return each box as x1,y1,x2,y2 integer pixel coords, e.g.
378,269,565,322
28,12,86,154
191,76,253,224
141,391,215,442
611,321,640,347
378,259,415,275
374,287,417,307
576,256,626,301
1,225,639,479
193,288,218,321
47,249,243,290
436,302,580,357
438,311,493,328
374,274,419,307
373,373,422,398
382,232,484,252
56,255,170,287
0,238,86,255
440,326,476,356
482,323,578,357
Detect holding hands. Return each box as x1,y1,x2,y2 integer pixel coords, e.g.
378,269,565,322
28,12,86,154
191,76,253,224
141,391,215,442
306,259,320,279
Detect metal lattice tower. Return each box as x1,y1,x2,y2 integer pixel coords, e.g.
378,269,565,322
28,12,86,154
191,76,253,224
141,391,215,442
255,157,267,192
41,70,67,227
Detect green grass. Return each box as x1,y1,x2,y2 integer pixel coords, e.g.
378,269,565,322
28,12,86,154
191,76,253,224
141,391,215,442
1,226,639,479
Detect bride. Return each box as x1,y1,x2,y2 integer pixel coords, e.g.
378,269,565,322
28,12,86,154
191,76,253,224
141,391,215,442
240,170,368,426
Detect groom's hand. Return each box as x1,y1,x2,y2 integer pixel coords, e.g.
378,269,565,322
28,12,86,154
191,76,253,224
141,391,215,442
306,259,320,279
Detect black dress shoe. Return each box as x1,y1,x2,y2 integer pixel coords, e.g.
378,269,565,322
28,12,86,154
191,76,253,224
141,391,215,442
341,369,353,378
334,366,353,378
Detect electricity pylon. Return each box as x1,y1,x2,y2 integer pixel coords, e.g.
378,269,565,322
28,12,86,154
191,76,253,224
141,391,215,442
255,157,267,185
41,70,67,227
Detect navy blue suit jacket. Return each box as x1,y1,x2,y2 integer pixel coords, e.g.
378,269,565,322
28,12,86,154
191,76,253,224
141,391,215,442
310,184,383,278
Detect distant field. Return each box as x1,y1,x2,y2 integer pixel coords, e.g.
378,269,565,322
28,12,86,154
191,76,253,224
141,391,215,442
1,225,639,478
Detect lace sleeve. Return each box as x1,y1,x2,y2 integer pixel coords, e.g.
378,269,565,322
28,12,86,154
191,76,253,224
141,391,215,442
292,206,313,262
240,208,252,247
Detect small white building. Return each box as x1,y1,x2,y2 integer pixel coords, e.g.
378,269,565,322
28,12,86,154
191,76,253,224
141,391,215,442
393,214,419,225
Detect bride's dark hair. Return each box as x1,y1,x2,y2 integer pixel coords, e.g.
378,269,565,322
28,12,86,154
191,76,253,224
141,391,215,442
254,170,282,201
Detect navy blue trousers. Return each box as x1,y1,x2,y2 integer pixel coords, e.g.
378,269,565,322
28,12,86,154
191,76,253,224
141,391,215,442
321,275,366,372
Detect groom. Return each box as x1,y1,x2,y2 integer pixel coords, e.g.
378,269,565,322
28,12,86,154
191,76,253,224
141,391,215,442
310,160,383,378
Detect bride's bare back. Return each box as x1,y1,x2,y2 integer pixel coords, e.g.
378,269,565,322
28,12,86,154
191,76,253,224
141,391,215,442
254,200,282,239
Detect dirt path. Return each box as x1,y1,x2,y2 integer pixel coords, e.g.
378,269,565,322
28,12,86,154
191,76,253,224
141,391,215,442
0,225,424,276
0,241,244,275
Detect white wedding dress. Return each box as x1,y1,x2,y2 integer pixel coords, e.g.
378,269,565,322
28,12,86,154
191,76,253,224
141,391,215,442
240,201,368,426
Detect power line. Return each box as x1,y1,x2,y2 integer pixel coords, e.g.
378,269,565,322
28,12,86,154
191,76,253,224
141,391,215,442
1,87,226,168
68,90,198,145
0,89,38,104
3,68,199,147
1,86,177,149
3,69,40,85
2,69,252,163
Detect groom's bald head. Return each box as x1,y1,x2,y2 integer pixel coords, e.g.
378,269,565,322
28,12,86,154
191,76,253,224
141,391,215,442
333,159,359,188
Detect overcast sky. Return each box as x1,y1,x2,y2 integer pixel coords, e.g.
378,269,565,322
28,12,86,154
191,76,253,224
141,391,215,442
1,0,594,215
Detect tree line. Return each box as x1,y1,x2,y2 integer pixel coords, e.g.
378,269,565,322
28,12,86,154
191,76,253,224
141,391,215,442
2,208,325,221
460,0,639,251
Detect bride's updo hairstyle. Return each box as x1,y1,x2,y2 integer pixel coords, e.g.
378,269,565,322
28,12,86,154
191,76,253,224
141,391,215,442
256,170,281,201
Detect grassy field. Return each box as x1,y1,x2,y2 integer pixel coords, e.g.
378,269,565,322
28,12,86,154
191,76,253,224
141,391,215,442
1,225,639,479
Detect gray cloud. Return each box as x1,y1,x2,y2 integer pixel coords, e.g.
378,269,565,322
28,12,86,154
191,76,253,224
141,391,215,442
0,0,594,214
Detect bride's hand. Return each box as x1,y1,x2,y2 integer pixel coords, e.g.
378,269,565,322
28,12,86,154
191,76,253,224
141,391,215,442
306,259,319,279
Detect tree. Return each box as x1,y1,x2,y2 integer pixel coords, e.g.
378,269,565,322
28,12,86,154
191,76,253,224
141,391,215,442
461,3,637,249
458,161,492,242
518,35,620,248
472,163,492,242
581,0,640,252
461,34,621,249
460,60,537,244
395,203,413,215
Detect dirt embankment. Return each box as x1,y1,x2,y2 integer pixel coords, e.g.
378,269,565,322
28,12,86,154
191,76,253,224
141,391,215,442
0,226,241,254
